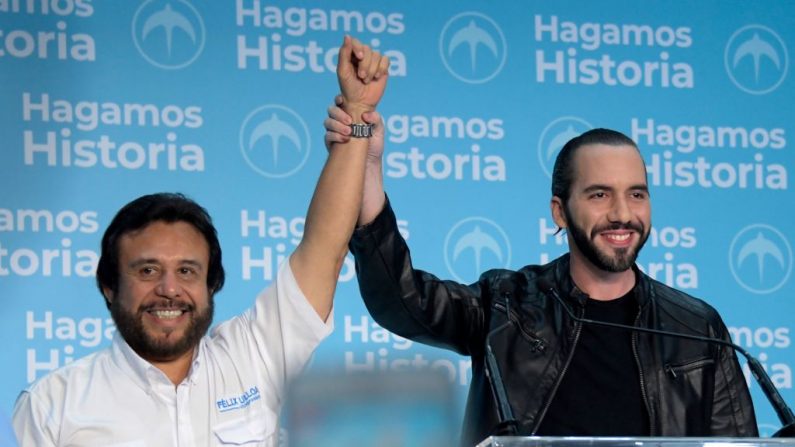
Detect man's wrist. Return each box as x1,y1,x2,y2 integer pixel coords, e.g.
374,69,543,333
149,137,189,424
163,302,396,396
342,102,375,123
365,156,382,167
350,123,374,138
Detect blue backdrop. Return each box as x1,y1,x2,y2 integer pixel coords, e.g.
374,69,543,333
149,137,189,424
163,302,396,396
1,0,793,439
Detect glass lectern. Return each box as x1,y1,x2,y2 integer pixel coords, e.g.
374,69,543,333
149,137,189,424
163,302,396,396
478,437,795,447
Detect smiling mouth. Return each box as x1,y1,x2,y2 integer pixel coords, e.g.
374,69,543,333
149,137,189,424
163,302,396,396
143,301,193,321
604,233,631,242
149,309,186,319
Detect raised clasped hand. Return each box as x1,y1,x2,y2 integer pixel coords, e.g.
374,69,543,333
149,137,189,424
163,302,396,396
336,35,390,119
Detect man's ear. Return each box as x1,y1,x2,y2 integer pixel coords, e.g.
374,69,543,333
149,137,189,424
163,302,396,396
551,196,568,229
102,287,114,307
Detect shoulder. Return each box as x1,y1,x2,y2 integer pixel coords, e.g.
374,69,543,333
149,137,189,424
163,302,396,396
23,348,112,402
478,267,528,289
646,275,719,317
642,273,726,331
480,255,560,282
14,348,117,446
478,259,555,298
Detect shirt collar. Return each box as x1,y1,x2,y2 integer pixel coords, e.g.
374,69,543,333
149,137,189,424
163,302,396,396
110,332,205,391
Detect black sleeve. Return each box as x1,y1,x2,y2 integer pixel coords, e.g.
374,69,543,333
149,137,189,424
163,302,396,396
349,197,489,355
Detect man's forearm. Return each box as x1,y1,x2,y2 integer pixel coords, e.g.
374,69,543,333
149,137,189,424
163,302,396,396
292,138,368,320
292,35,389,320
359,158,385,226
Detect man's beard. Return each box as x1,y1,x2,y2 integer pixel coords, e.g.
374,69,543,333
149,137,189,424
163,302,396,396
110,297,214,361
564,204,649,272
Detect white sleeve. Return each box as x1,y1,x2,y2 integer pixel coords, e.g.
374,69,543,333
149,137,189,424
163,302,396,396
211,254,334,399
12,390,57,447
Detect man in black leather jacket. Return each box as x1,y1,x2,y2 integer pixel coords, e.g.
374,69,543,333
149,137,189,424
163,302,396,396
326,94,758,445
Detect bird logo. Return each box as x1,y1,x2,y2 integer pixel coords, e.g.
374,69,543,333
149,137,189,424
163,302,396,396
142,3,196,57
239,105,311,179
537,117,593,178
453,225,504,275
729,224,792,294
724,25,788,95
448,20,499,74
737,232,785,283
248,113,303,166
132,0,205,69
439,12,507,84
733,33,781,84
445,217,512,283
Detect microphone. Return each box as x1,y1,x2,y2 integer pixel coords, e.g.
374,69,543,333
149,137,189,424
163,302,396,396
536,277,795,437
483,282,519,435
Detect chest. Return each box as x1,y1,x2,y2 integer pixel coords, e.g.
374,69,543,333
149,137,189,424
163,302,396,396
57,362,278,446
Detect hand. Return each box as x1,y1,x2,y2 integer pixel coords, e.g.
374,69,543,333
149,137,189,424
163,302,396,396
336,35,390,121
324,95,384,163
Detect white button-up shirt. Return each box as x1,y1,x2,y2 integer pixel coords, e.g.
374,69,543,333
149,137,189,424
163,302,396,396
13,260,333,446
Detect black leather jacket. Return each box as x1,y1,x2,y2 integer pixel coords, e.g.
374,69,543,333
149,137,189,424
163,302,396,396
350,200,758,446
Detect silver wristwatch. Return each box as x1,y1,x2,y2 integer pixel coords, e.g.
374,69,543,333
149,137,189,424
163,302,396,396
350,123,374,138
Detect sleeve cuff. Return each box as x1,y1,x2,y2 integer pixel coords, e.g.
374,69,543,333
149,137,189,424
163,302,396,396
279,256,334,341
350,194,398,251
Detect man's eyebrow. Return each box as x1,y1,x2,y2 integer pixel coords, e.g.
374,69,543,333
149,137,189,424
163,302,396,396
582,184,614,193
127,259,204,268
178,259,204,270
581,184,649,193
128,258,160,268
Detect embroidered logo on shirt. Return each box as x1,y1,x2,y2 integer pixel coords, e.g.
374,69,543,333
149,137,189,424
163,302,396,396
216,386,261,412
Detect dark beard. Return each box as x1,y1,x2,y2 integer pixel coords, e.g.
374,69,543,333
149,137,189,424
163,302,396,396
110,298,214,362
563,204,648,272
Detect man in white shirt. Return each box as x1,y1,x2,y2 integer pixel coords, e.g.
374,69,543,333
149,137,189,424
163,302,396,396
12,35,390,447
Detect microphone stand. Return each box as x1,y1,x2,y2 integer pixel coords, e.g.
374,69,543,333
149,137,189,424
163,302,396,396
537,279,795,437
484,289,518,435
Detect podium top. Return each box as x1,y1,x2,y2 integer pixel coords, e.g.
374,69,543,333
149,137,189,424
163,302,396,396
477,437,795,447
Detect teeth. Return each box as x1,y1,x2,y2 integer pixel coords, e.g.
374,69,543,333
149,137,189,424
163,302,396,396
151,310,183,319
606,234,630,241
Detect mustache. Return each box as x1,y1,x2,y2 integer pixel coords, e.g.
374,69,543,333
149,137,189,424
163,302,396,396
592,222,645,234
140,299,194,312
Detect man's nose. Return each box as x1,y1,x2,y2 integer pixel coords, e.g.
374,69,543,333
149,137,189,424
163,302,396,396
608,196,632,223
155,271,181,299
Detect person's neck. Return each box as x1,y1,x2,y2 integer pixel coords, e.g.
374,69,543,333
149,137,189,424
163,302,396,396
568,252,635,301
148,347,196,387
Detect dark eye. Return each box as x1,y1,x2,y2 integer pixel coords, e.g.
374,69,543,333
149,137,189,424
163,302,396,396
140,266,157,276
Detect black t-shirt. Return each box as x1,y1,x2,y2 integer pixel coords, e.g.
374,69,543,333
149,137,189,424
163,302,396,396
535,290,650,436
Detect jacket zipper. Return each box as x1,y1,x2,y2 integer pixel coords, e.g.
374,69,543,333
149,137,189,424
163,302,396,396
665,358,715,379
632,310,654,435
531,313,583,434
493,301,547,353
